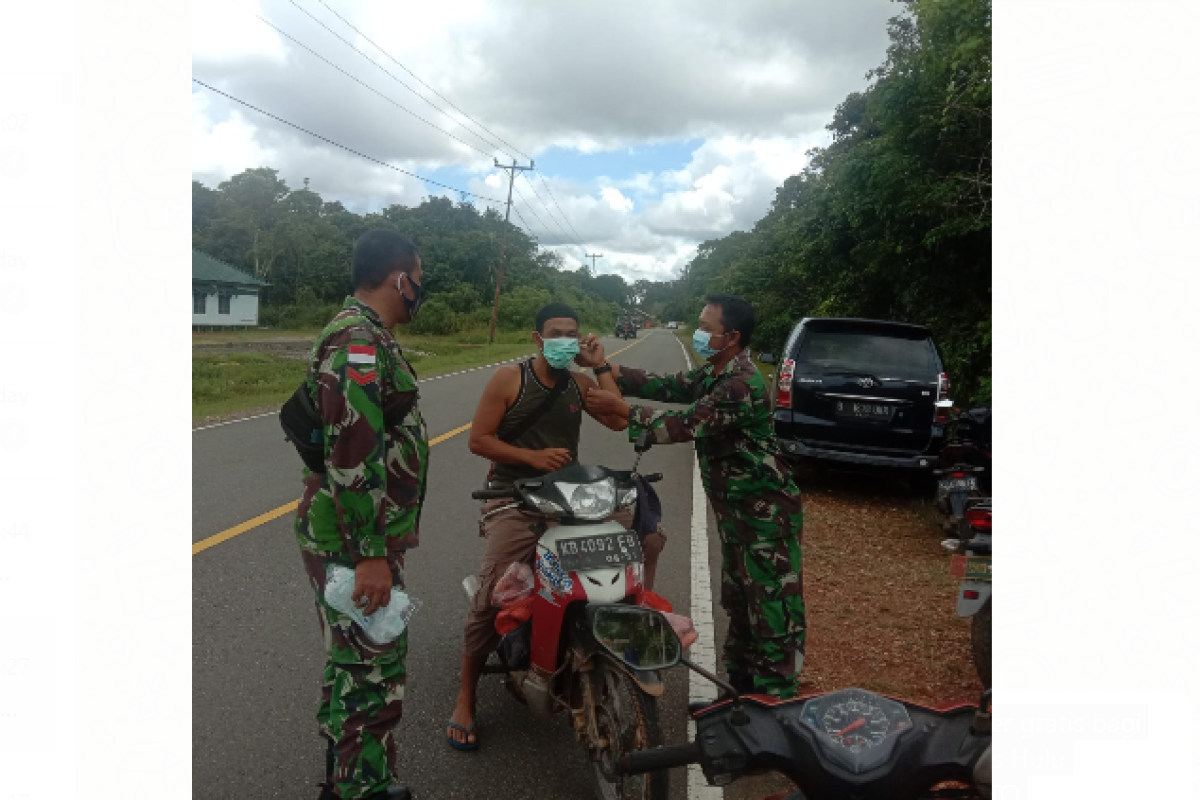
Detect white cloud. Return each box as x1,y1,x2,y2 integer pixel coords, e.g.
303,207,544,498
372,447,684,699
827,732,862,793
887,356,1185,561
601,187,633,213
192,0,898,281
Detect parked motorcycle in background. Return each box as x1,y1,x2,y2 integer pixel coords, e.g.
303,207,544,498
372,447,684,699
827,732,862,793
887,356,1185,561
594,607,993,799
943,500,992,688
933,405,991,539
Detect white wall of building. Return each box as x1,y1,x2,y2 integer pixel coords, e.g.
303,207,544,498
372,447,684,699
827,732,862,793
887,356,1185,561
192,289,260,327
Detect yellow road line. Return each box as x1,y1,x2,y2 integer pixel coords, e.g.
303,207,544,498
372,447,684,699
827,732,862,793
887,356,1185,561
192,501,299,555
429,421,473,446
192,333,656,556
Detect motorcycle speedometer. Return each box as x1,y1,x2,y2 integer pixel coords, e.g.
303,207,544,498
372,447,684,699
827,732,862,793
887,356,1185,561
798,689,913,775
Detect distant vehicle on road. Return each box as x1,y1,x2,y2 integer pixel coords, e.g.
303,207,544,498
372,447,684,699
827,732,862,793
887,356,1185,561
665,321,681,330
615,319,638,339
761,318,951,472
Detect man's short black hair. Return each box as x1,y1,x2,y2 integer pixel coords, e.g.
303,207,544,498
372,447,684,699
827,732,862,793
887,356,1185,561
705,294,755,348
352,229,419,290
535,302,579,334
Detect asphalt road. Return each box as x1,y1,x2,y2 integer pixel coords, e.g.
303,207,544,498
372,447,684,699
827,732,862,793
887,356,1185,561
192,331,720,800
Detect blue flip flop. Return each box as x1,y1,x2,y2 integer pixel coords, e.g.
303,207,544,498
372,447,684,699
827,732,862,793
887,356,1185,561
446,721,479,752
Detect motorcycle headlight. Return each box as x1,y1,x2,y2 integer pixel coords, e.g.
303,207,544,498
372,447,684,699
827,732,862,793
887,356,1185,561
554,479,617,520
618,486,638,509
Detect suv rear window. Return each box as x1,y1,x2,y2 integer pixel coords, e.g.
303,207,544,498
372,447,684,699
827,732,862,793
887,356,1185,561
796,329,936,380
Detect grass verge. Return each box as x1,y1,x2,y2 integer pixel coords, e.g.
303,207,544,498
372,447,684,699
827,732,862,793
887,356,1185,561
193,329,537,422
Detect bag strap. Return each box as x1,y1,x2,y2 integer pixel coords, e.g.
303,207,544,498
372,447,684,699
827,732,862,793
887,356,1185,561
498,361,572,444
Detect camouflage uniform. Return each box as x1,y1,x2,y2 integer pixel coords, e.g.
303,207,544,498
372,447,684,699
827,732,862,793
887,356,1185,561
618,349,805,698
294,297,429,799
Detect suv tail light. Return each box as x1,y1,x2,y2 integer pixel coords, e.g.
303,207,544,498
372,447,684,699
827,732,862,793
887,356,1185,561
776,359,796,408
935,372,952,424
965,507,991,533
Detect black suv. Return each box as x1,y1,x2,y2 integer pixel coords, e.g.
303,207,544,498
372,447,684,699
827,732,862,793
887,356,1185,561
764,318,951,471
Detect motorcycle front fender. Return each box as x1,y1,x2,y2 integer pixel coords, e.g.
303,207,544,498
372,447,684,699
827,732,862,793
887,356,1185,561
595,651,666,697
956,580,991,617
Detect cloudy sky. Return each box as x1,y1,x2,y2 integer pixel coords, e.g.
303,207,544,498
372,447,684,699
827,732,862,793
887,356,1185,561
192,0,898,282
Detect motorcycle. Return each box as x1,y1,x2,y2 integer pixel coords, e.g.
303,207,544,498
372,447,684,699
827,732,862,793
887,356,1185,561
932,406,991,539
943,500,992,688
592,608,992,800
465,436,673,800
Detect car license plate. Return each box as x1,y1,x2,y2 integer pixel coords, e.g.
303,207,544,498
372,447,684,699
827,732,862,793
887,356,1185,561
938,477,978,492
950,555,991,581
833,400,893,421
557,532,644,572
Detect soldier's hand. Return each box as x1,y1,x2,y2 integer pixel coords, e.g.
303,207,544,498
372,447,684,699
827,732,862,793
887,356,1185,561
525,447,573,472
576,334,606,368
585,387,631,419
353,557,393,616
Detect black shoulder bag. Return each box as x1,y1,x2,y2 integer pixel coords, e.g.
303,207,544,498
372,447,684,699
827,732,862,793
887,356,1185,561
280,380,326,474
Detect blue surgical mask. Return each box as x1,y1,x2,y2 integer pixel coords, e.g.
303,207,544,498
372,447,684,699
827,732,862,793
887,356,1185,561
693,329,719,360
541,337,580,370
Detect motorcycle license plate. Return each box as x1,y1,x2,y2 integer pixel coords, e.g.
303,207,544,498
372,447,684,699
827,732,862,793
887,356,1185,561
939,477,978,492
833,400,893,421
556,532,643,572
950,555,991,581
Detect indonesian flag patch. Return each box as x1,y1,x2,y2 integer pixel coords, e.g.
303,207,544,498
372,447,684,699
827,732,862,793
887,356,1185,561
348,344,377,365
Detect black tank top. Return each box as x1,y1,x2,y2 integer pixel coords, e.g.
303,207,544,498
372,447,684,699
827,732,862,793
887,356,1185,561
489,359,584,489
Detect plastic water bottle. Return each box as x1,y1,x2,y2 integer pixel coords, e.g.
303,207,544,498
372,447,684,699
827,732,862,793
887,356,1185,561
324,563,422,645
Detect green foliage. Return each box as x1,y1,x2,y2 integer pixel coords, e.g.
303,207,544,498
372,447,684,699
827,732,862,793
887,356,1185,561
648,0,991,402
193,180,625,335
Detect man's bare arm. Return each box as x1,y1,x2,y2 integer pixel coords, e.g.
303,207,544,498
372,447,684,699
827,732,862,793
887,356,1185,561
573,372,629,431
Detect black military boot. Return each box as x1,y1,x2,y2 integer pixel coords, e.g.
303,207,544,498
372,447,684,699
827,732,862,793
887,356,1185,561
316,739,337,800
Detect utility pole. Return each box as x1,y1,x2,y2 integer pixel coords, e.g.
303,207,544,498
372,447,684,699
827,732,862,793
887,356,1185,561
585,252,604,273
489,158,535,345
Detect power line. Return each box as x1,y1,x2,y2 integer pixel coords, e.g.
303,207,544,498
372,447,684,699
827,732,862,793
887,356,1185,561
512,184,557,242
535,171,587,245
254,13,494,159
258,3,591,253
310,0,535,164
282,0,510,161
519,173,581,247
192,79,504,204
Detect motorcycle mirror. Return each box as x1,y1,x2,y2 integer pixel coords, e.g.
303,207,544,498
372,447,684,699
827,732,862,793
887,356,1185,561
589,605,682,671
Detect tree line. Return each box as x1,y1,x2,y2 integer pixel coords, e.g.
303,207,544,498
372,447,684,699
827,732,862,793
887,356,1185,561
192,172,631,335
649,0,991,403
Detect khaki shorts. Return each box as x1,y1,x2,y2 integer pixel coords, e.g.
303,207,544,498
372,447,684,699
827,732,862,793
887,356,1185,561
462,500,666,658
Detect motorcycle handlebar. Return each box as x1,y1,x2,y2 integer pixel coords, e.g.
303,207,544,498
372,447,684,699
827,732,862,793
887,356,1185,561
471,488,517,500
617,742,701,774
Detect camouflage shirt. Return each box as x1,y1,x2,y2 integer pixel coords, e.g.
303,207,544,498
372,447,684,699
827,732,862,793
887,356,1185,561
294,298,430,561
619,350,802,540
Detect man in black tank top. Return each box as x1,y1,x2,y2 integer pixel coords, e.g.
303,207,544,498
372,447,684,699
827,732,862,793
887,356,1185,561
445,303,667,751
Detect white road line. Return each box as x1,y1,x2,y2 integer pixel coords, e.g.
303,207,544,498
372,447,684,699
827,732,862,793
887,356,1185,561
191,354,532,432
191,411,278,432
673,334,723,800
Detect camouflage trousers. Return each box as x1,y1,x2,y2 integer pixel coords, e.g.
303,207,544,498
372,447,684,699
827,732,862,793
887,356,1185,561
716,510,806,699
301,550,408,800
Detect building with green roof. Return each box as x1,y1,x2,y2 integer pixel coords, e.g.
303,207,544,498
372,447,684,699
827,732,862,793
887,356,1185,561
192,250,269,327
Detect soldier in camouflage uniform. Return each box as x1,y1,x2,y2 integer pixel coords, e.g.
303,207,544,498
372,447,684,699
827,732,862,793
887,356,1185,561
295,230,429,800
582,294,805,698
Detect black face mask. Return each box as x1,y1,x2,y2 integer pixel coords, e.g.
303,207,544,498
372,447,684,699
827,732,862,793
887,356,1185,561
398,273,424,319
